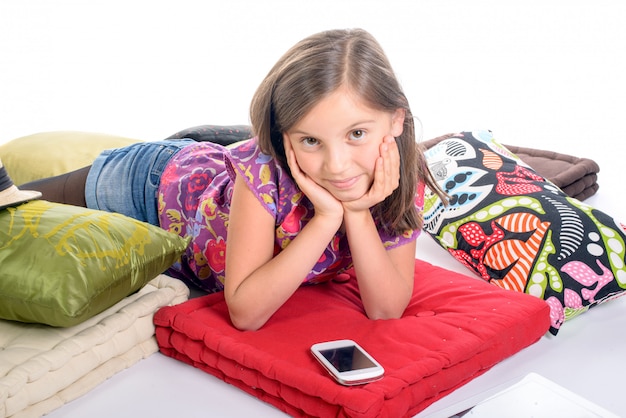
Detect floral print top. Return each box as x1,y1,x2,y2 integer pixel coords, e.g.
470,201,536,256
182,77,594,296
157,138,421,292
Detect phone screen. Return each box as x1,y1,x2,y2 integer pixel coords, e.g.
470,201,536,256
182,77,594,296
319,345,377,372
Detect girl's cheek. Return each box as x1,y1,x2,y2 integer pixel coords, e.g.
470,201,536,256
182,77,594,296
293,153,315,176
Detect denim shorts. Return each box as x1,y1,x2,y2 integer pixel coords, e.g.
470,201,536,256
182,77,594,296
85,139,195,225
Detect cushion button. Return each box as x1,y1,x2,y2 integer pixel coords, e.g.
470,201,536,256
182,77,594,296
333,273,352,283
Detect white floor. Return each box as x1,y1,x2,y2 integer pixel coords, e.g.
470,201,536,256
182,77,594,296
2,1,626,417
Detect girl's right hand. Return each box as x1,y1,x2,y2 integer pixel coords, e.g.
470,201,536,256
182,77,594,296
283,137,344,223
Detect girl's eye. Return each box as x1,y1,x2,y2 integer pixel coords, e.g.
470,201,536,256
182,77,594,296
301,137,319,147
349,130,365,141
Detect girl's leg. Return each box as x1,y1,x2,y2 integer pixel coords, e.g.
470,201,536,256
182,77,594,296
19,166,90,207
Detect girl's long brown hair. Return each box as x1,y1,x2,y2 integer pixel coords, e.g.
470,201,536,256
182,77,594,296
250,28,446,235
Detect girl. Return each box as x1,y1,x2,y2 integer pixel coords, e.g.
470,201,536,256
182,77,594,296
22,28,446,331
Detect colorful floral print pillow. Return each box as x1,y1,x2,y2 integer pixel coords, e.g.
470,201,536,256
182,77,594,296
422,130,626,335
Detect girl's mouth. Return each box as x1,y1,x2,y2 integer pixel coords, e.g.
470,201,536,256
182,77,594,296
327,176,360,190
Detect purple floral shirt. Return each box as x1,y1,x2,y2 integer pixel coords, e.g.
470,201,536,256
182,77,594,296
158,138,420,292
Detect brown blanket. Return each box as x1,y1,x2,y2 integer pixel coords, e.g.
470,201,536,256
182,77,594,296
421,134,600,201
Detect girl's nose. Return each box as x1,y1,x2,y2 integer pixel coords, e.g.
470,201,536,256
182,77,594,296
324,145,350,174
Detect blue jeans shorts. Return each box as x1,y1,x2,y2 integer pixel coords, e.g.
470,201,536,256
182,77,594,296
85,139,195,225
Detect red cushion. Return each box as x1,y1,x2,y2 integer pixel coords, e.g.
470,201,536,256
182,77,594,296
154,259,550,417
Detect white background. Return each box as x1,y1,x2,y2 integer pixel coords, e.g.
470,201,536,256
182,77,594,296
2,0,624,214
2,1,625,151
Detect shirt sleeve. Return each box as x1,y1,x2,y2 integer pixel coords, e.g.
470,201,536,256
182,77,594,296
224,138,295,221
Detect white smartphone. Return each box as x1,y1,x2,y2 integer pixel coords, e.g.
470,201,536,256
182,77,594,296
310,339,384,386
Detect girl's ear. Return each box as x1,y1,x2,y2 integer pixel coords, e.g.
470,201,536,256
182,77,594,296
391,108,406,137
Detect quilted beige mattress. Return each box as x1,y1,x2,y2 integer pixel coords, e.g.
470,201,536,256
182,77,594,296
0,274,189,418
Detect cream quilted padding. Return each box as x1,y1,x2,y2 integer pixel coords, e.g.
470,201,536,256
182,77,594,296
0,274,189,418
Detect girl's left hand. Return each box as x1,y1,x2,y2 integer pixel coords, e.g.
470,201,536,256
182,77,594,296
343,135,400,213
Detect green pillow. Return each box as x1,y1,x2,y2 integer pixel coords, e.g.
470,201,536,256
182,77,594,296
0,131,141,185
0,200,189,327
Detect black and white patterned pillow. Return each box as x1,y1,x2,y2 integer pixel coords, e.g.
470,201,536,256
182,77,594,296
422,130,626,335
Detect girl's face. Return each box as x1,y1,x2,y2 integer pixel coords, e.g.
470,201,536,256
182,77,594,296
283,87,405,202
